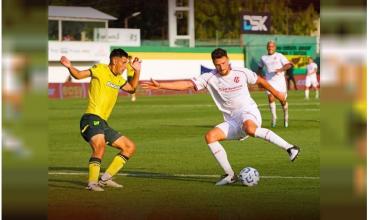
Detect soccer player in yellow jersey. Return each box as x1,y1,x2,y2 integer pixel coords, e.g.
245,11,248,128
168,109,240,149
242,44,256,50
126,55,137,102
60,49,141,191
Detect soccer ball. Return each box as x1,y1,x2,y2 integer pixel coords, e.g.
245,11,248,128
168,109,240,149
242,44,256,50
239,167,260,186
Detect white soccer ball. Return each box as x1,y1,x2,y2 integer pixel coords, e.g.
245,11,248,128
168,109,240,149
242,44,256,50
239,167,260,186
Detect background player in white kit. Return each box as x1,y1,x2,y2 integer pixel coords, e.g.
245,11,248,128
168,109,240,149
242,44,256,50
305,57,319,99
257,41,292,128
142,48,300,186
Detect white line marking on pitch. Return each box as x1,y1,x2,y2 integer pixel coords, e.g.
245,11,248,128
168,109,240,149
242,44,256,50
48,171,319,180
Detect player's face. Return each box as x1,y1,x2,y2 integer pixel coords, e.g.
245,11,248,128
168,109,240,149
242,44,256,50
114,57,128,75
213,56,230,76
267,43,276,55
308,58,313,64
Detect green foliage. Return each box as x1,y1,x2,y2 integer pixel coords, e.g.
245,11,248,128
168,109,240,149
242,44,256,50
195,0,319,40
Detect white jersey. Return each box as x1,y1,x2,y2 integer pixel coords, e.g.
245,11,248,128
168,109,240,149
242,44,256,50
258,52,290,81
307,62,318,75
191,67,258,120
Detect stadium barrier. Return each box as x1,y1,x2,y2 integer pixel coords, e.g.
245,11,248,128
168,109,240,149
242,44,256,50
48,75,318,99
48,81,206,99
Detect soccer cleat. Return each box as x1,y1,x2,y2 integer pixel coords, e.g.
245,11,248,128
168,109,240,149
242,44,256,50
86,183,104,191
287,145,300,162
215,174,238,186
98,178,123,188
284,120,289,128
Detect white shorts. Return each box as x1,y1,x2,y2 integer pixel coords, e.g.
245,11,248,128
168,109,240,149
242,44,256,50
216,107,262,140
265,77,287,95
305,74,319,87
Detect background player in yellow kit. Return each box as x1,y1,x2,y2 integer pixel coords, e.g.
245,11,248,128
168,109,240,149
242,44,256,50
60,48,141,191
127,55,137,102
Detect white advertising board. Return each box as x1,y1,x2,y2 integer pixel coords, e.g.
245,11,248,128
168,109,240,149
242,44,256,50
94,28,140,46
48,41,110,62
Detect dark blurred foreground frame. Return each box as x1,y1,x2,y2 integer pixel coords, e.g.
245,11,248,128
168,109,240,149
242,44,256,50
2,0,48,219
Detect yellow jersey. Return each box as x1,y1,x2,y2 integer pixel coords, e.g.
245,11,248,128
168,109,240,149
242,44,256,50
85,64,127,121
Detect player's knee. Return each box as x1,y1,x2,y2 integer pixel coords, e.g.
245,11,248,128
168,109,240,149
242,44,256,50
244,122,257,137
91,139,106,151
91,142,106,158
205,131,218,143
126,142,136,155
120,140,136,156
245,127,256,137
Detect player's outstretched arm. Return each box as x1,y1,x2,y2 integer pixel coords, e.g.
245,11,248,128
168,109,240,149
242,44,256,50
256,76,286,104
276,63,293,73
141,79,194,91
60,56,91,79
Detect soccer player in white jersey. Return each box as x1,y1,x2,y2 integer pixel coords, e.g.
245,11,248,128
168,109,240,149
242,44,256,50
305,57,319,99
257,41,292,128
141,48,300,186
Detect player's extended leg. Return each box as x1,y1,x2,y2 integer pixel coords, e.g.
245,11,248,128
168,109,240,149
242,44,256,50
99,136,136,188
87,134,107,191
205,128,236,185
267,94,277,127
243,120,300,161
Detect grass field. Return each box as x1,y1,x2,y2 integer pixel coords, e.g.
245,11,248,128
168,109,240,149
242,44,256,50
48,91,320,220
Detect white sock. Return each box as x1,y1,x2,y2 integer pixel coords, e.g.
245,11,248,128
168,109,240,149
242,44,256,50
208,142,234,176
269,102,277,122
254,128,293,150
283,102,288,122
101,173,112,181
305,89,309,99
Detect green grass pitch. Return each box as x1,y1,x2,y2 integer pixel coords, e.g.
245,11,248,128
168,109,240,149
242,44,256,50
49,91,319,220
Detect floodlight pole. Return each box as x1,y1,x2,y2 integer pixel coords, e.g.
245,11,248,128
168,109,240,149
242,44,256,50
124,12,141,28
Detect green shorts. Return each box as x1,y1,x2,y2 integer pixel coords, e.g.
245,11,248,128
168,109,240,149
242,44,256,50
79,114,122,145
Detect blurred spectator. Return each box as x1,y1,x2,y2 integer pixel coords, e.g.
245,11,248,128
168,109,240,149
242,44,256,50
285,64,297,90
127,55,137,102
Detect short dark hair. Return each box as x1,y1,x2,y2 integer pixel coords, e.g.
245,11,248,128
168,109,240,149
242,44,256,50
211,48,228,60
110,48,128,59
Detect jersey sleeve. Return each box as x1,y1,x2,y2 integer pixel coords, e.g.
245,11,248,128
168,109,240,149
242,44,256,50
191,72,213,91
89,64,102,78
243,68,258,84
279,53,290,66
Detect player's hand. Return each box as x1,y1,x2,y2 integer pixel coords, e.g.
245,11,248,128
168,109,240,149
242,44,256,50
275,68,283,73
60,56,72,68
130,57,142,72
141,78,160,90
